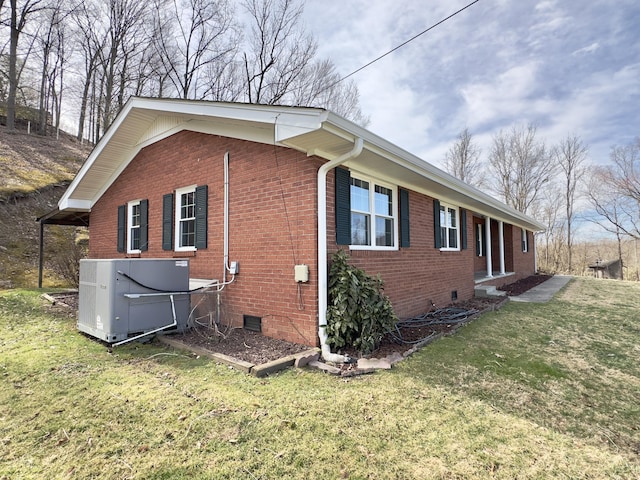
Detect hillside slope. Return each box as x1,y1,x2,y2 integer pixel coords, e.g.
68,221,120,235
0,126,91,201
0,125,92,287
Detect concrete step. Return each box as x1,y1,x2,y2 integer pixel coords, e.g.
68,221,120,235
474,285,507,298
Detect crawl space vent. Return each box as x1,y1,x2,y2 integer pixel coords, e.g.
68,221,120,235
243,315,262,332
451,290,458,301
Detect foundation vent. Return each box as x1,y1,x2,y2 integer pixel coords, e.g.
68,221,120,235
243,315,262,332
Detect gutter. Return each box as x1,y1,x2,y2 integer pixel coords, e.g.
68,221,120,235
317,137,364,363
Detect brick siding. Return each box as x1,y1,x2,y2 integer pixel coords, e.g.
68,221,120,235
90,130,536,346
90,130,321,346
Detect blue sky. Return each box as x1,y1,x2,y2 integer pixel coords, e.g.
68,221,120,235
303,0,640,169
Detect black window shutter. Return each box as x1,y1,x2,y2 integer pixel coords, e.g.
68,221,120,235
140,199,149,251
460,208,467,250
399,188,410,247
335,167,351,245
195,185,208,249
433,199,442,249
117,205,125,253
162,193,174,251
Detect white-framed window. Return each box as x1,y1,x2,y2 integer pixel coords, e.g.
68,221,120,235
522,228,529,253
127,200,141,253
350,174,397,250
439,203,459,251
175,185,196,251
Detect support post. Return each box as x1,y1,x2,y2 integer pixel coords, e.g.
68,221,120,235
38,222,45,288
485,216,493,278
499,221,505,275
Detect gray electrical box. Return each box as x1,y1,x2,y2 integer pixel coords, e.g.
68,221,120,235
78,259,190,343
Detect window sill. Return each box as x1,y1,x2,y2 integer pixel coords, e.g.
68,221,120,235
349,245,399,252
173,251,196,257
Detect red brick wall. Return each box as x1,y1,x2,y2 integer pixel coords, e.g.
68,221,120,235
89,130,537,344
512,227,535,278
326,174,475,317
473,217,486,272
90,130,321,346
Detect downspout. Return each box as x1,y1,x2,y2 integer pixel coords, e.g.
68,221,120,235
223,151,230,285
217,151,231,323
317,137,363,363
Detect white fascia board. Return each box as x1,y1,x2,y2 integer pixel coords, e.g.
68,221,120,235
321,111,545,231
58,198,92,211
57,98,140,210
134,98,326,134
274,111,328,143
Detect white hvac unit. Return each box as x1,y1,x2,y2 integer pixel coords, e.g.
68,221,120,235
78,259,190,344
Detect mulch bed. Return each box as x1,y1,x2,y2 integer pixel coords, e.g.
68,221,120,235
172,327,310,365
46,274,551,365
497,274,552,295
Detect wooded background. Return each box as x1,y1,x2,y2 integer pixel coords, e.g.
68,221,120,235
1,0,638,281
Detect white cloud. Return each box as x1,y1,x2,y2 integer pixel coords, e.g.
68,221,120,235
572,42,600,56
302,0,640,173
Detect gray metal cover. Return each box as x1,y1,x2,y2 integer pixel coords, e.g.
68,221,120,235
78,259,190,343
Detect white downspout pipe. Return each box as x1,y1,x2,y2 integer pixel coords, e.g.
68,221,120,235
317,138,364,363
223,151,230,284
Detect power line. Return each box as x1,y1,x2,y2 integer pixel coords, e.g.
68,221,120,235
321,0,481,94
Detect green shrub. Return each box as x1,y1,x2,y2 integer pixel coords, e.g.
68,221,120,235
326,250,397,355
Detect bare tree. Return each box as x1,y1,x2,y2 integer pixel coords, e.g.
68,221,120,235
6,0,46,130
152,0,238,99
97,0,151,134
535,186,564,273
489,123,555,214
586,139,640,240
72,0,104,141
241,0,316,105
285,57,368,125
552,134,588,272
443,127,484,187
585,167,627,279
609,138,640,219
35,0,71,136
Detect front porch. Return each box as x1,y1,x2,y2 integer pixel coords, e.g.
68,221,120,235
474,270,515,284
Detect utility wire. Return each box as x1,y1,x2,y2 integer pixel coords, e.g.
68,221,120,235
319,0,481,94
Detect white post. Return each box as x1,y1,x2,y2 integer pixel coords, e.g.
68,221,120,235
534,232,538,274
485,216,493,278
499,221,505,275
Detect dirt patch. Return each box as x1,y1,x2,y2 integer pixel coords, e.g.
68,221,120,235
341,296,505,360
172,327,310,365
497,274,552,296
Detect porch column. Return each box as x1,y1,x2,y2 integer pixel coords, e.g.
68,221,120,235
499,220,505,275
534,232,538,273
485,216,493,277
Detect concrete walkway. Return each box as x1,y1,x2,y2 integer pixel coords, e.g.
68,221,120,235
509,275,573,303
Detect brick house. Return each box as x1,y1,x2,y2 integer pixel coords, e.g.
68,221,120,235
51,97,544,359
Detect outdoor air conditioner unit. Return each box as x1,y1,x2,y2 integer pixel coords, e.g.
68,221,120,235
78,258,190,344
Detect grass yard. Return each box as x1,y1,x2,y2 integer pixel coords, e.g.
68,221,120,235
1,277,639,479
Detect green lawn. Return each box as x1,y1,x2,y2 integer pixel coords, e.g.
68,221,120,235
1,278,639,479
